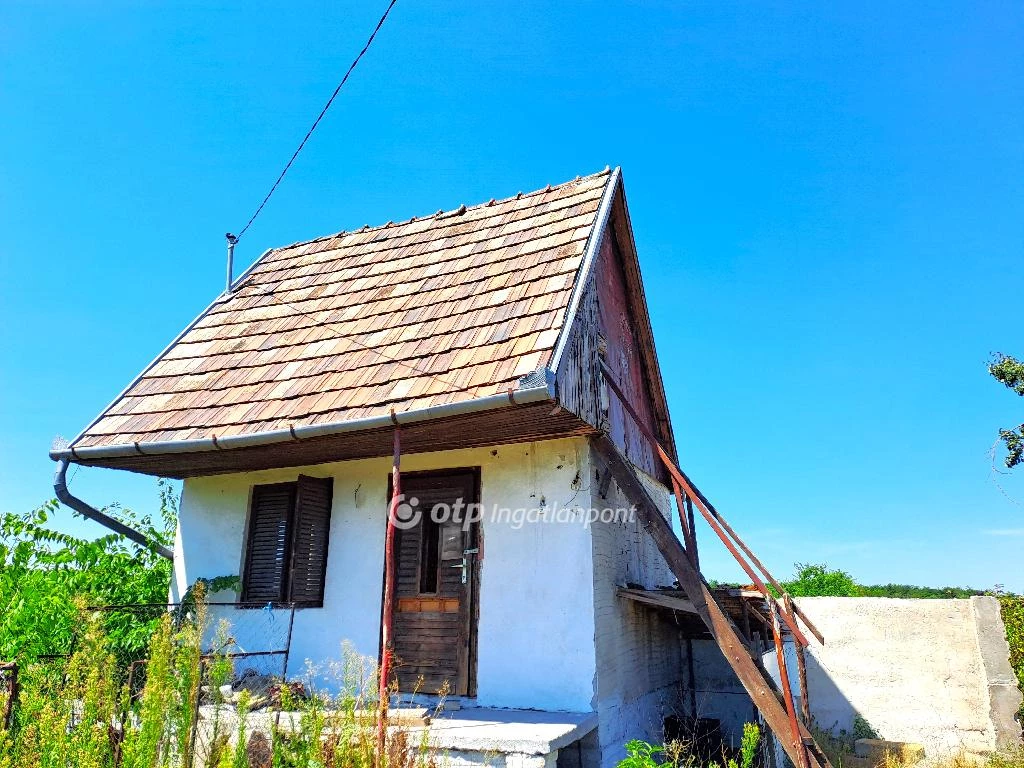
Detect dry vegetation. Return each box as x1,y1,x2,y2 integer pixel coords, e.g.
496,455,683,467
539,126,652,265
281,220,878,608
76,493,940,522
0,596,438,768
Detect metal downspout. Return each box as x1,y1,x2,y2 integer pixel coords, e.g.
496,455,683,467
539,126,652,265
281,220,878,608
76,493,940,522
52,459,174,560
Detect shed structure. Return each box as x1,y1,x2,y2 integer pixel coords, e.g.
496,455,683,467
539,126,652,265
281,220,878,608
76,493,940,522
52,168,829,768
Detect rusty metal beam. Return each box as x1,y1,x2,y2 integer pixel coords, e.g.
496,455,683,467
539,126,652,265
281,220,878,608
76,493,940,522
598,361,822,647
678,472,824,646
684,494,700,571
672,477,699,569
591,434,829,768
378,427,401,747
770,600,808,768
787,594,813,724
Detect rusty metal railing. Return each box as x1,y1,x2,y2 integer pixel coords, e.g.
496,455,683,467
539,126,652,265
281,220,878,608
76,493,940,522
599,360,827,768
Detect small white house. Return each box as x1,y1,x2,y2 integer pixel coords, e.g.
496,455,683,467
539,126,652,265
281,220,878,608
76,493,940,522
52,168,699,768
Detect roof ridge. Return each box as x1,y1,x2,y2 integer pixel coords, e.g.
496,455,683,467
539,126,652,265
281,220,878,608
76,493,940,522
268,166,612,254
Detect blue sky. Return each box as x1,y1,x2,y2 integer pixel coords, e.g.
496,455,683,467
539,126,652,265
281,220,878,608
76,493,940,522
2,1,1022,591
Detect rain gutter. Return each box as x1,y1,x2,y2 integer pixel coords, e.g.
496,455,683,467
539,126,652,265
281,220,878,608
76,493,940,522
53,458,174,560
49,372,557,462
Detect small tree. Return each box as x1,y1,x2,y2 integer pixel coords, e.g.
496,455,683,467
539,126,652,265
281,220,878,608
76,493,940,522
0,480,177,663
989,353,1024,469
782,563,860,597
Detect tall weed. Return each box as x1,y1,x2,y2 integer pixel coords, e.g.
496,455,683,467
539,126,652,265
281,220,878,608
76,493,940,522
1,598,437,768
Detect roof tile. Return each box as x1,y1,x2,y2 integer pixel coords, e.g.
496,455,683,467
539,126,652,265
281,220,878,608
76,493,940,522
72,170,611,449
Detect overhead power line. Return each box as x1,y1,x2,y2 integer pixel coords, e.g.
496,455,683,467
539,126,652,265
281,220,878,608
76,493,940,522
234,0,400,242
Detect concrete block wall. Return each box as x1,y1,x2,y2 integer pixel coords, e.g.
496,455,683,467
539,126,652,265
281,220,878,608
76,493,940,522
771,596,1024,761
589,458,685,768
686,638,759,747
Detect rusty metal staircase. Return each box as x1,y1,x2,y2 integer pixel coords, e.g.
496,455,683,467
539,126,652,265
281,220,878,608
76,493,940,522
595,364,833,768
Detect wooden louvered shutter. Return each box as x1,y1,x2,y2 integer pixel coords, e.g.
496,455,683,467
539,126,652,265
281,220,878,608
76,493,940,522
287,475,334,606
241,483,296,603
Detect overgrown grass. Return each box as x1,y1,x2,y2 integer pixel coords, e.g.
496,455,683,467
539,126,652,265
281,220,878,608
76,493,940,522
623,724,1024,768
0,597,436,768
874,747,1024,768
618,722,760,768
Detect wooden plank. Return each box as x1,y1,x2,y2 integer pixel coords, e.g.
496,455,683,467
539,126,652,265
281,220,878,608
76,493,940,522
397,597,459,613
606,185,678,465
591,434,829,768
787,594,812,725
595,233,662,480
617,588,698,615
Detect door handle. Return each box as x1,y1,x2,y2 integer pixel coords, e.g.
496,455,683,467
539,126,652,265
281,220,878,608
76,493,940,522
448,549,479,584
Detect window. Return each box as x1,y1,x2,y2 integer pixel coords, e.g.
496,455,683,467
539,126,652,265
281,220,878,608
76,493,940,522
419,513,441,594
241,475,333,607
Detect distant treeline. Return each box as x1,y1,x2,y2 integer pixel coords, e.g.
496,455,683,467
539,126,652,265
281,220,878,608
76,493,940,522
708,563,1018,599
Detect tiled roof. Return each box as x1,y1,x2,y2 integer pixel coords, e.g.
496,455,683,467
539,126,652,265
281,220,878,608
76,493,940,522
71,169,612,450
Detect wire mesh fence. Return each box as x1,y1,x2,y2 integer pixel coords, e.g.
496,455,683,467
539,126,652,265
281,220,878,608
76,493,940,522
91,601,299,764
82,601,297,667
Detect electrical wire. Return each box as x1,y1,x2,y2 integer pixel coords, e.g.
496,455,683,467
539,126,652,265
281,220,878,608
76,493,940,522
234,0,400,241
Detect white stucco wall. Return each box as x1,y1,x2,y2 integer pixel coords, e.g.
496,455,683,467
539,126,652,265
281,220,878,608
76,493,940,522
764,597,1023,761
173,437,597,712
588,458,685,768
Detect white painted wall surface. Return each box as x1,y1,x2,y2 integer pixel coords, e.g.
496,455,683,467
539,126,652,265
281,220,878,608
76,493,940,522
173,437,597,712
764,597,1023,761
588,457,684,768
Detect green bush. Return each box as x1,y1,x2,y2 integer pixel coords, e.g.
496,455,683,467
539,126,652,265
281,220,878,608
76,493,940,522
998,596,1024,720
779,563,999,601
619,740,673,768
0,482,176,664
782,564,860,597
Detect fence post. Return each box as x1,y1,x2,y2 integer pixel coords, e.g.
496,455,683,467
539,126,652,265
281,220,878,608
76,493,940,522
786,595,812,724
1,662,17,731
186,658,205,768
282,605,296,681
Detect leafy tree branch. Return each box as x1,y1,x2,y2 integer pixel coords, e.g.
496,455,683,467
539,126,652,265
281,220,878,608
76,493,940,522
989,354,1024,469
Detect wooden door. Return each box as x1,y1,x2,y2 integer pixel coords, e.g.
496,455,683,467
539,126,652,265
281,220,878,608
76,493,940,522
390,469,479,697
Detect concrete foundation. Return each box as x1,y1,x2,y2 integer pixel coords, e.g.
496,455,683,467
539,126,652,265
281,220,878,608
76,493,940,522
194,706,597,768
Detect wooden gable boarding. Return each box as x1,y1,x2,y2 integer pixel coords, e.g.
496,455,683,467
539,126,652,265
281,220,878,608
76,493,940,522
552,172,676,483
